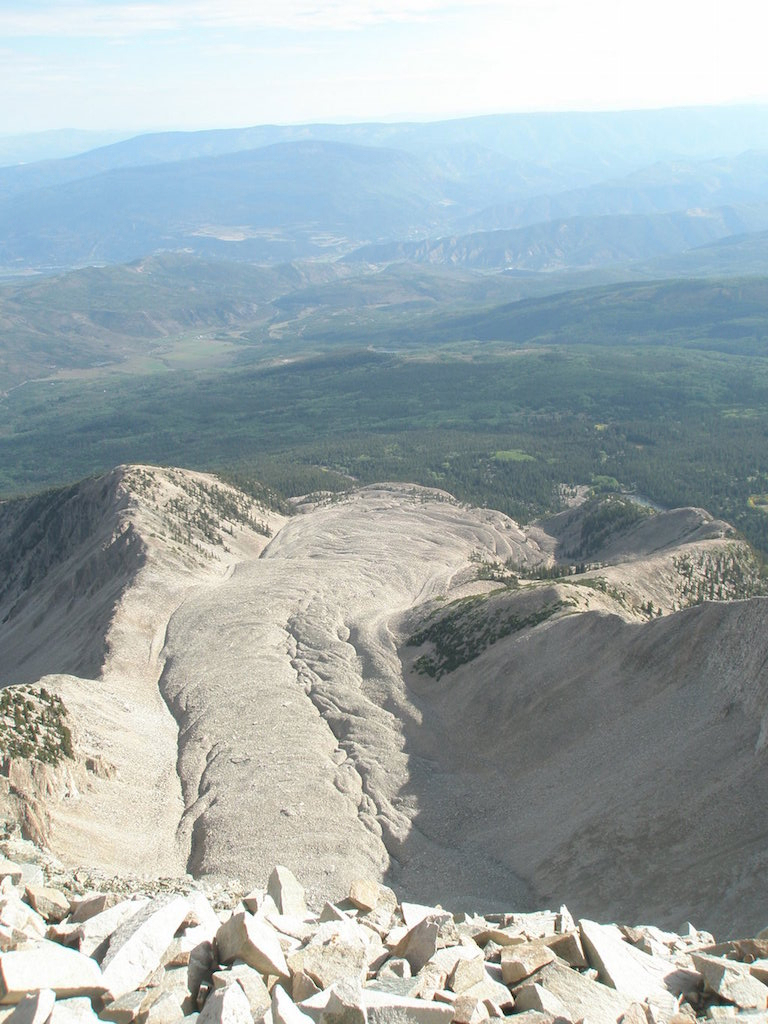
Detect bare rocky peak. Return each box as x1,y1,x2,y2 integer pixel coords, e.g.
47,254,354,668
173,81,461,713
0,467,766,939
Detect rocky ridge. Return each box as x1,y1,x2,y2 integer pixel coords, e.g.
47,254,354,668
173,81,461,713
0,837,765,1024
1,468,767,934
0,465,285,877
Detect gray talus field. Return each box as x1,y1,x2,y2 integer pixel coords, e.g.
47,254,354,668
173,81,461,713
1,467,767,936
159,485,547,907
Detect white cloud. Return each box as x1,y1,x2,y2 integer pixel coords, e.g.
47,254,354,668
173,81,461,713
0,0,512,37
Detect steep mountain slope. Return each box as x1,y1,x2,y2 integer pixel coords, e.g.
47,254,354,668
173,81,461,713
1,470,766,936
0,465,284,875
399,505,768,935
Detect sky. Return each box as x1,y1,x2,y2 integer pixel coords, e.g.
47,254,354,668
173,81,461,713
2,0,768,135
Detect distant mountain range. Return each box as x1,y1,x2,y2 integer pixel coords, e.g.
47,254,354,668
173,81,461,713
345,204,768,272
3,105,768,274
0,128,135,166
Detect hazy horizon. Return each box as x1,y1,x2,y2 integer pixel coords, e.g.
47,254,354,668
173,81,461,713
4,98,768,144
3,0,768,136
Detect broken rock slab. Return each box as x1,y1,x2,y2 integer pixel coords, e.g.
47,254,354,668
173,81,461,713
451,994,489,1024
376,959,410,982
272,985,315,1024
533,959,632,1024
543,932,587,969
364,976,419,1001
265,912,315,945
447,955,487,994
692,953,768,1010
268,868,308,920
74,898,150,961
0,896,46,941
3,989,55,1024
99,989,148,1024
458,970,514,1012
0,925,28,954
0,940,105,1003
400,905,452,931
500,942,555,985
472,928,526,950
506,1012,563,1024
300,986,453,1024
199,981,253,1024
750,961,768,987
217,911,289,979
242,890,275,917
361,988,455,1024
100,895,191,1001
49,998,101,1024
579,919,695,1012
140,990,185,1024
0,868,22,889
496,912,567,940
213,962,271,1019
288,918,374,991
23,886,69,924
148,961,205,1016
391,919,439,974
291,971,323,1003
319,977,367,1024
288,939,368,991
621,1003,654,1024
318,905,347,926
513,982,571,1020
70,893,122,924
348,881,380,914
411,962,446,1002
184,893,222,937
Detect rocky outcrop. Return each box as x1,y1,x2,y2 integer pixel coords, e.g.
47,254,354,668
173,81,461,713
0,844,765,1024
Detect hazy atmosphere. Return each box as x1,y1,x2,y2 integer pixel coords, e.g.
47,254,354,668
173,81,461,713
5,0,768,1008
3,0,768,134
